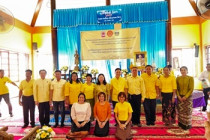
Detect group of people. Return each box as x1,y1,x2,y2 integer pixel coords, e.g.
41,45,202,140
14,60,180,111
0,63,210,140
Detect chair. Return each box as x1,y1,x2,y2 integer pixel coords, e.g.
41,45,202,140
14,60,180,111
0,126,14,140
21,126,40,140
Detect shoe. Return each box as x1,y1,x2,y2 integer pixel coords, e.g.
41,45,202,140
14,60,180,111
146,123,150,126
53,124,58,128
137,123,142,127
46,124,51,127
10,114,13,117
31,124,35,127
22,124,28,128
60,124,64,127
150,122,155,126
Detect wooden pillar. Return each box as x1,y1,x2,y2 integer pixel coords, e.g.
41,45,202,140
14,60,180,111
51,0,58,70
106,0,111,6
166,0,172,65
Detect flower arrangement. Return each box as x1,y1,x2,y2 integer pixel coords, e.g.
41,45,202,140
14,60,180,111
60,66,68,72
155,68,163,78
91,69,99,74
121,69,128,75
81,65,89,71
35,126,55,140
82,73,87,80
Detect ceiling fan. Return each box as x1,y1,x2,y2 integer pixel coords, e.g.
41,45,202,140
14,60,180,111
0,5,15,34
196,0,210,19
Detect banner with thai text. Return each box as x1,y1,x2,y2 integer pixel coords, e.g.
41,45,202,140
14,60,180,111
81,28,140,60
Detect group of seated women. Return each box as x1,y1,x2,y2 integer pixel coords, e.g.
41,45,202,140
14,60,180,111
66,92,132,140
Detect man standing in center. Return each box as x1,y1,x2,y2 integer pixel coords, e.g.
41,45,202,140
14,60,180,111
33,69,51,127
127,66,145,127
141,65,159,126
50,70,66,128
110,68,128,109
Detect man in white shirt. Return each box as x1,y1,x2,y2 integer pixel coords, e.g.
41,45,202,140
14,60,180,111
199,64,210,111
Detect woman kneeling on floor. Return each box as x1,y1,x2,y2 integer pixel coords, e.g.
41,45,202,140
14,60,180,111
94,92,111,137
66,93,91,140
114,92,133,140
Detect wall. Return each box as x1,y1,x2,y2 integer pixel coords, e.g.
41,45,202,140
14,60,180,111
202,20,210,46
33,32,53,79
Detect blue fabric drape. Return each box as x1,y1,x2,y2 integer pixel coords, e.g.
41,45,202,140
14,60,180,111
54,2,168,27
56,2,168,80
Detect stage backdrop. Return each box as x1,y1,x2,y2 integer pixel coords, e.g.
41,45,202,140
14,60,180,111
54,2,168,80
81,28,140,60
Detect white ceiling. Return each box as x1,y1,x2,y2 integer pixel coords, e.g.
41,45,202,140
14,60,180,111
0,0,197,26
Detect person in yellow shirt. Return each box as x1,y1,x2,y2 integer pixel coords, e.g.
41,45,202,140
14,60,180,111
159,66,177,126
0,69,18,117
50,70,66,128
110,68,128,109
33,69,51,127
127,66,145,127
65,72,82,121
19,69,35,128
81,73,95,121
114,92,133,140
95,74,110,102
141,65,159,126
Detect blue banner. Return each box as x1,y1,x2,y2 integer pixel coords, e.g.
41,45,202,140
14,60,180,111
97,9,122,24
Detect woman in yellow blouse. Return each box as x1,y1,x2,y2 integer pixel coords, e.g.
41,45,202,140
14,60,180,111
65,72,82,121
159,66,177,126
95,74,110,102
176,66,194,130
114,92,133,140
81,73,95,121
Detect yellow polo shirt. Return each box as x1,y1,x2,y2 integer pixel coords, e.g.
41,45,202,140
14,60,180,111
114,101,133,121
81,83,95,100
51,79,66,101
0,77,12,95
65,81,82,104
33,79,51,103
110,77,128,102
159,75,177,93
19,79,34,96
127,76,146,100
141,73,159,99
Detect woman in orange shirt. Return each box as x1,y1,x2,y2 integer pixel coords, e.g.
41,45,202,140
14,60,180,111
94,92,111,137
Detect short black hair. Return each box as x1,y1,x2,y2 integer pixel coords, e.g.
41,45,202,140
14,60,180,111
39,69,47,74
54,70,61,73
118,92,126,101
145,65,152,68
86,73,92,78
98,92,106,101
0,69,4,73
115,68,121,72
207,63,210,66
25,69,32,74
167,65,172,68
163,66,169,70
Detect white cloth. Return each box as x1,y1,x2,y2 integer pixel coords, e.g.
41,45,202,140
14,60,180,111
71,102,91,122
199,71,210,88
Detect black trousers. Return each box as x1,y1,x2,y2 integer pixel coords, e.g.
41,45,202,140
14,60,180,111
203,88,210,111
143,98,156,125
128,94,141,124
0,93,12,115
22,95,35,125
38,102,50,126
53,101,65,125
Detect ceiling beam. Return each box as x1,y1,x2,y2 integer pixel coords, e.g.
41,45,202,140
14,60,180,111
188,0,199,16
31,0,44,27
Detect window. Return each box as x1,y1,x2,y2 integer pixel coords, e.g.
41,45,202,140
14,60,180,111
0,49,29,82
